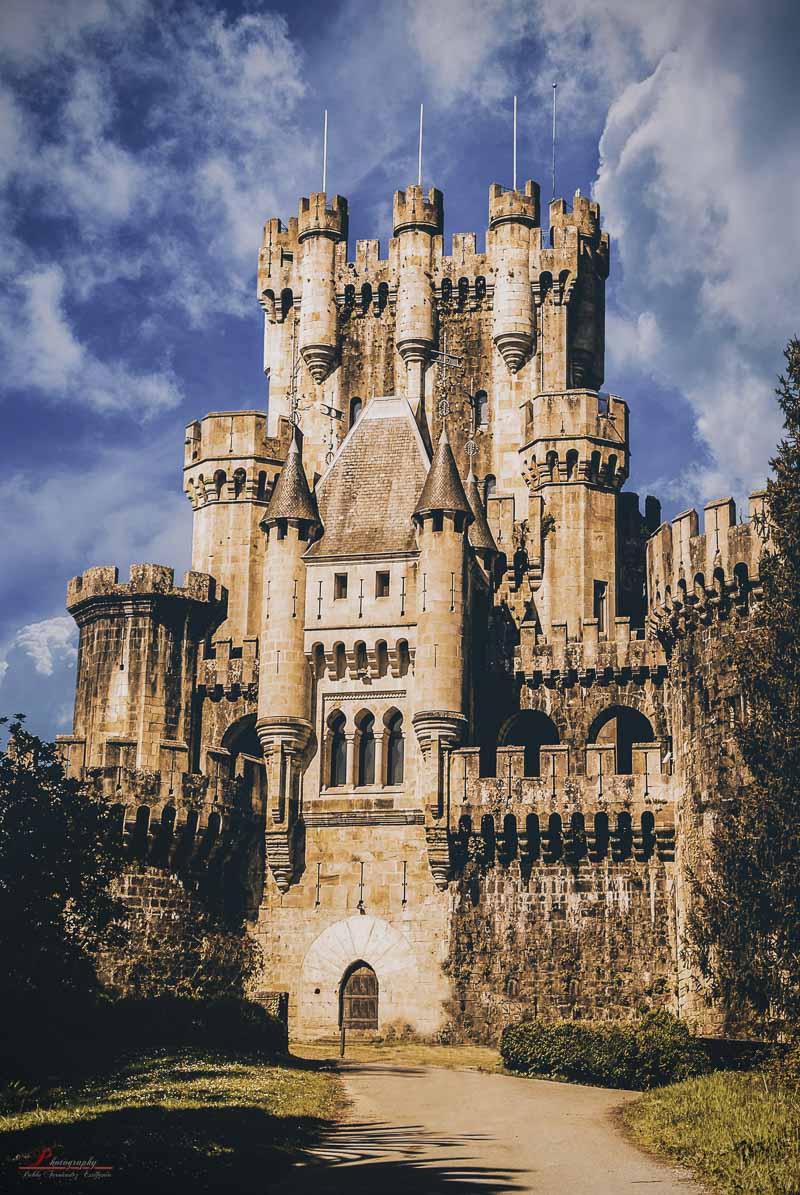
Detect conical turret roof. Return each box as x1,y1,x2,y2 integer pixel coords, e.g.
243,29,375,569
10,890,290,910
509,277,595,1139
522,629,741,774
261,429,320,528
413,426,473,524
466,463,498,555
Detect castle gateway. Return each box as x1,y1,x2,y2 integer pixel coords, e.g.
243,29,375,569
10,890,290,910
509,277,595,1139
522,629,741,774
58,179,764,1040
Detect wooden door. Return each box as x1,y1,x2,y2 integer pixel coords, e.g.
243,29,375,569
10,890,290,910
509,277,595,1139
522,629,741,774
341,964,378,1030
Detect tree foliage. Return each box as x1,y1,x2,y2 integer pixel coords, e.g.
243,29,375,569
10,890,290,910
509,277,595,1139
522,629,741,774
0,717,126,1004
687,339,800,1032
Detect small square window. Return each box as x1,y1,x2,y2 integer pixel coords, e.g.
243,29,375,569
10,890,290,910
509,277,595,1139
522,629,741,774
334,573,348,600
376,571,390,598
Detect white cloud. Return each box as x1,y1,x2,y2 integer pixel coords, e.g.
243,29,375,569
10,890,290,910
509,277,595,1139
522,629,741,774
0,264,183,414
531,0,799,501
12,617,78,677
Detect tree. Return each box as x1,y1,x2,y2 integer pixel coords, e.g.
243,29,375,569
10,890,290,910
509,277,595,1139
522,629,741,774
0,717,125,1006
687,339,800,1033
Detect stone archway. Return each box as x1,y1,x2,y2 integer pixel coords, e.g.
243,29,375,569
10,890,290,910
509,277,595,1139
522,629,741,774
298,915,420,1038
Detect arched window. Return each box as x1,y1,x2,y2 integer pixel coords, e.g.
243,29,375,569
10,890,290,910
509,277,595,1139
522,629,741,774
377,282,389,312
474,391,489,429
500,709,560,776
344,283,356,308
256,471,268,500
441,277,453,304
589,451,601,482
233,468,246,498
475,275,486,300
328,712,347,787
588,705,655,775
386,711,404,785
458,276,469,307
280,288,294,320
350,397,363,427
357,712,375,786
396,639,410,677
214,469,226,499
361,283,372,313
484,474,496,504
606,454,618,485
565,449,578,480
545,451,558,480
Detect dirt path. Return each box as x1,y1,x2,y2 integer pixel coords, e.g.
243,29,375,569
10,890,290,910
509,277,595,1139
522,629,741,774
275,1061,705,1193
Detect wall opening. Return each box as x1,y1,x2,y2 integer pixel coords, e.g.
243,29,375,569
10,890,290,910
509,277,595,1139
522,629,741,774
340,960,378,1030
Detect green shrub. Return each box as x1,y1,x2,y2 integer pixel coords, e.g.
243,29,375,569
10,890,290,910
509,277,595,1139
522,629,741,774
0,993,287,1085
501,1011,711,1090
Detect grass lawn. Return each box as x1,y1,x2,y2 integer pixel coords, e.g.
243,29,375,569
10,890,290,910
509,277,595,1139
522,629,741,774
625,1069,800,1195
0,1048,343,1193
292,1040,501,1071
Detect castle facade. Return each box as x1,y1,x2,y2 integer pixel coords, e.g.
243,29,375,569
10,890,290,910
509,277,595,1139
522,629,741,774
58,178,766,1040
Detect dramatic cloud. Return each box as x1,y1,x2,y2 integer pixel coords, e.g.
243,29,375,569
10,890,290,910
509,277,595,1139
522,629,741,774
533,0,799,501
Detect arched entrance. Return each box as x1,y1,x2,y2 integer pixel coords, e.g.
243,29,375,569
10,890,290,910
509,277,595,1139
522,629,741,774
340,961,378,1030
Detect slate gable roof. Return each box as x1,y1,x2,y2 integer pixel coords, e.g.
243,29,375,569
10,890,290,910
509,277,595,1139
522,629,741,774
306,395,431,558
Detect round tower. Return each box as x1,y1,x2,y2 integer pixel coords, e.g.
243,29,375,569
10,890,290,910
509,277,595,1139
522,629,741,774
488,181,539,373
412,427,472,768
65,565,223,771
297,192,348,385
393,185,443,402
256,432,321,890
183,412,289,642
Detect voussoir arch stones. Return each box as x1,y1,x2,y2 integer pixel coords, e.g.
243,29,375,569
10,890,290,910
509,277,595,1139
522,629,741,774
301,915,415,989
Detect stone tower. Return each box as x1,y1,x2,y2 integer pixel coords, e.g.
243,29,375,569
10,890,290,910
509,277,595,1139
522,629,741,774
58,166,767,1042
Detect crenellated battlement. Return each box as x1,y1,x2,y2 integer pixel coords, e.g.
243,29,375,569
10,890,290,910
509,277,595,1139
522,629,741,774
646,490,768,643
488,180,540,229
183,411,292,510
443,741,676,868
297,191,348,242
393,184,444,235
520,389,629,490
550,191,603,240
67,564,220,615
515,617,667,683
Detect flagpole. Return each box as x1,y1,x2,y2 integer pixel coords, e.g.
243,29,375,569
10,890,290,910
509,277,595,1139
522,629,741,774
513,95,517,192
418,103,424,187
322,109,328,194
551,82,557,199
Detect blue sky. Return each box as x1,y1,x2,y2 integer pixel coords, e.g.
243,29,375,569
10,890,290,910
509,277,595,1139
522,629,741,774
1,0,799,739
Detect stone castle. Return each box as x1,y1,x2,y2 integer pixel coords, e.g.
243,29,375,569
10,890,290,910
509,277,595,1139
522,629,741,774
57,177,766,1040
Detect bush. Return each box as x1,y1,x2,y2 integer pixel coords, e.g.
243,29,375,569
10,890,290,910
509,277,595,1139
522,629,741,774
500,1011,711,1090
0,993,287,1085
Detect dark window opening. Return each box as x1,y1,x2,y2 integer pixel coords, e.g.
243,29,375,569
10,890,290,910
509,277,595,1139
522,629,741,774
334,573,348,600
357,713,375,786
593,580,608,633
376,570,390,598
386,712,404,785
328,713,347,787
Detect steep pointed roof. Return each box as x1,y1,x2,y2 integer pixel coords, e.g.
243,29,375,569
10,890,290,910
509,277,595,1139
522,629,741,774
466,463,498,555
413,426,473,524
261,429,320,528
306,395,431,558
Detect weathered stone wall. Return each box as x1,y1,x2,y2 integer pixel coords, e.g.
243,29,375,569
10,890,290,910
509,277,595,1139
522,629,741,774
446,859,676,1043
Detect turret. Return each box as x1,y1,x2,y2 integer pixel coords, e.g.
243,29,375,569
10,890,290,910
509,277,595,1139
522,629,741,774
536,190,609,393
488,181,539,373
521,390,629,638
256,431,321,891
183,412,291,641
465,461,498,567
393,185,444,402
297,192,348,385
63,565,223,773
412,427,472,762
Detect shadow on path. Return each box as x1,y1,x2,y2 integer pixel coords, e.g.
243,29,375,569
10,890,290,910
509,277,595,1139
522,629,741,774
276,1118,526,1192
